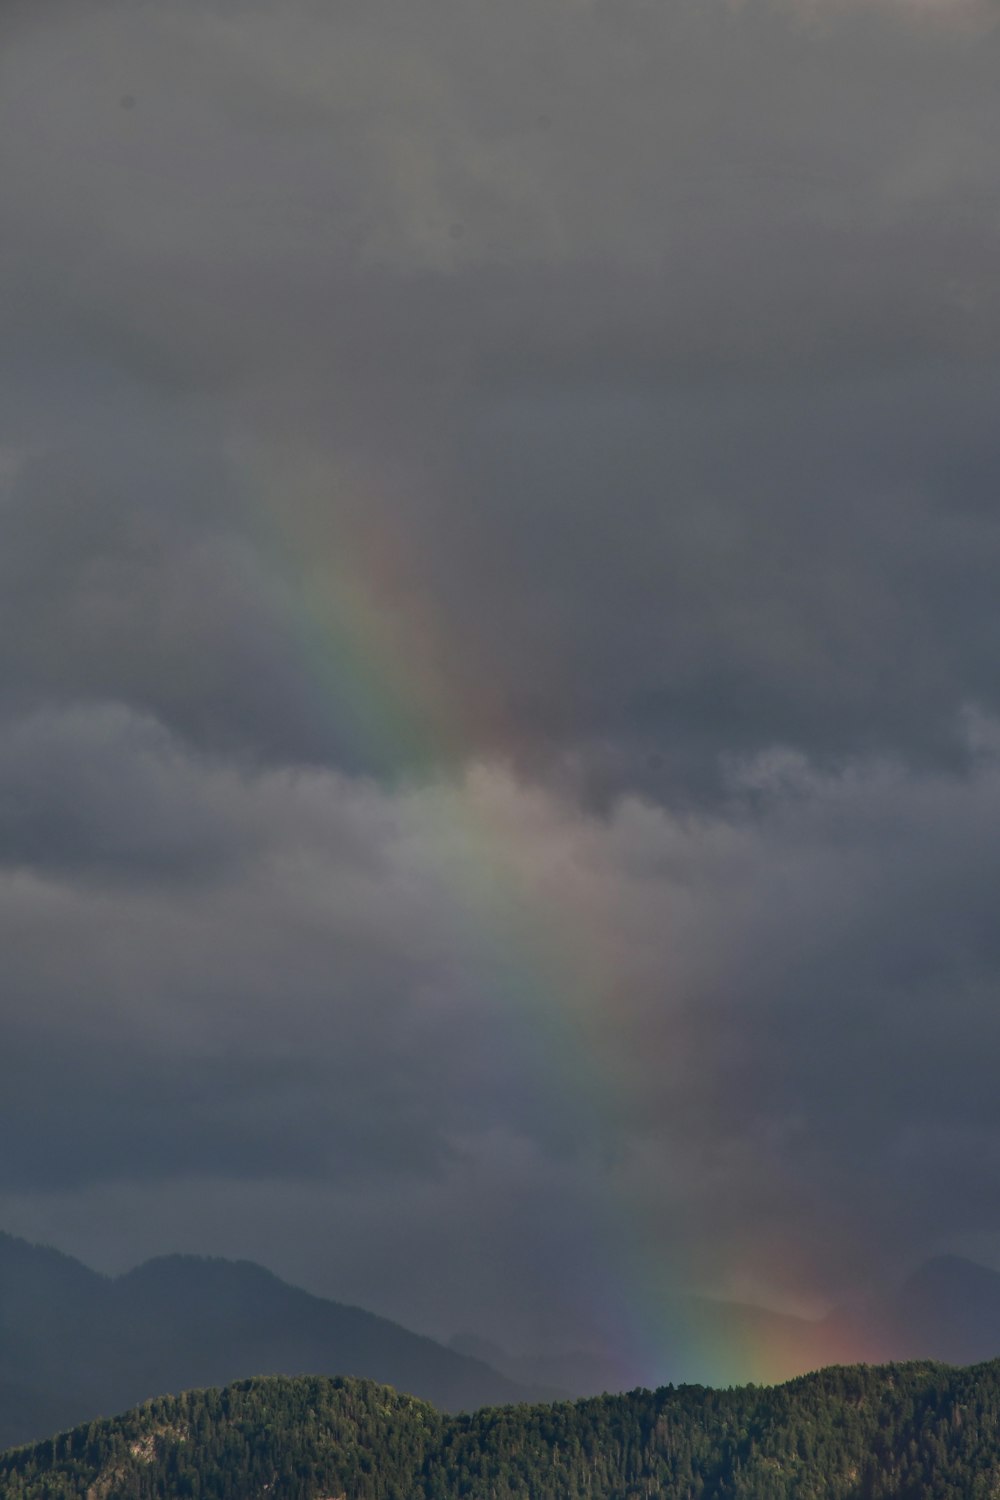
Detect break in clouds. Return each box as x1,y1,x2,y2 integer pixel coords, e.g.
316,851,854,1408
2,0,1000,1355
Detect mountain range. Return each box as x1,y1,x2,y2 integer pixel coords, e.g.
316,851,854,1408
5,1230,1000,1454
451,1252,1000,1395
0,1232,550,1452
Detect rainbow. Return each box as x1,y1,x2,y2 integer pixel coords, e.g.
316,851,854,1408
236,445,880,1391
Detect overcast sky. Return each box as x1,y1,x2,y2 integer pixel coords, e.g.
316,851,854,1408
3,0,1000,1368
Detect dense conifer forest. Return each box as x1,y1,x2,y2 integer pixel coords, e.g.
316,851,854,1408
4,1361,1000,1499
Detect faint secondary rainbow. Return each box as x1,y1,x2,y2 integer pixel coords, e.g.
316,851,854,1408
237,448,865,1389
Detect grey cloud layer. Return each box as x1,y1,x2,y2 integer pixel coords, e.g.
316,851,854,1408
3,0,1000,781
3,0,1000,1345
4,721,1000,1321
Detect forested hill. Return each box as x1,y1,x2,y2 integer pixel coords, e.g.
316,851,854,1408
6,1362,1000,1499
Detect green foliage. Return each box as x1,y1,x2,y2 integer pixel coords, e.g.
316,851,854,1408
5,1361,1000,1499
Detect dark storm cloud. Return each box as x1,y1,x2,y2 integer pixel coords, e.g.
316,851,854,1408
603,739,1000,1295
0,427,345,765
5,741,1000,1325
4,0,1000,1353
2,0,1000,783
0,704,242,881
0,756,556,1194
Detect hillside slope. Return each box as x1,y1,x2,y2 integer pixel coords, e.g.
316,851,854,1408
5,1362,1000,1499
0,1234,547,1450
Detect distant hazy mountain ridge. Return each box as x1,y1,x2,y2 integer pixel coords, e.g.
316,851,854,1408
462,1253,1000,1394
0,1233,549,1451
5,1230,1000,1455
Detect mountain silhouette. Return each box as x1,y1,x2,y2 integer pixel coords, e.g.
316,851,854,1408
6,1230,1000,1452
460,1256,1000,1397
0,1232,552,1450
883,1253,1000,1365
